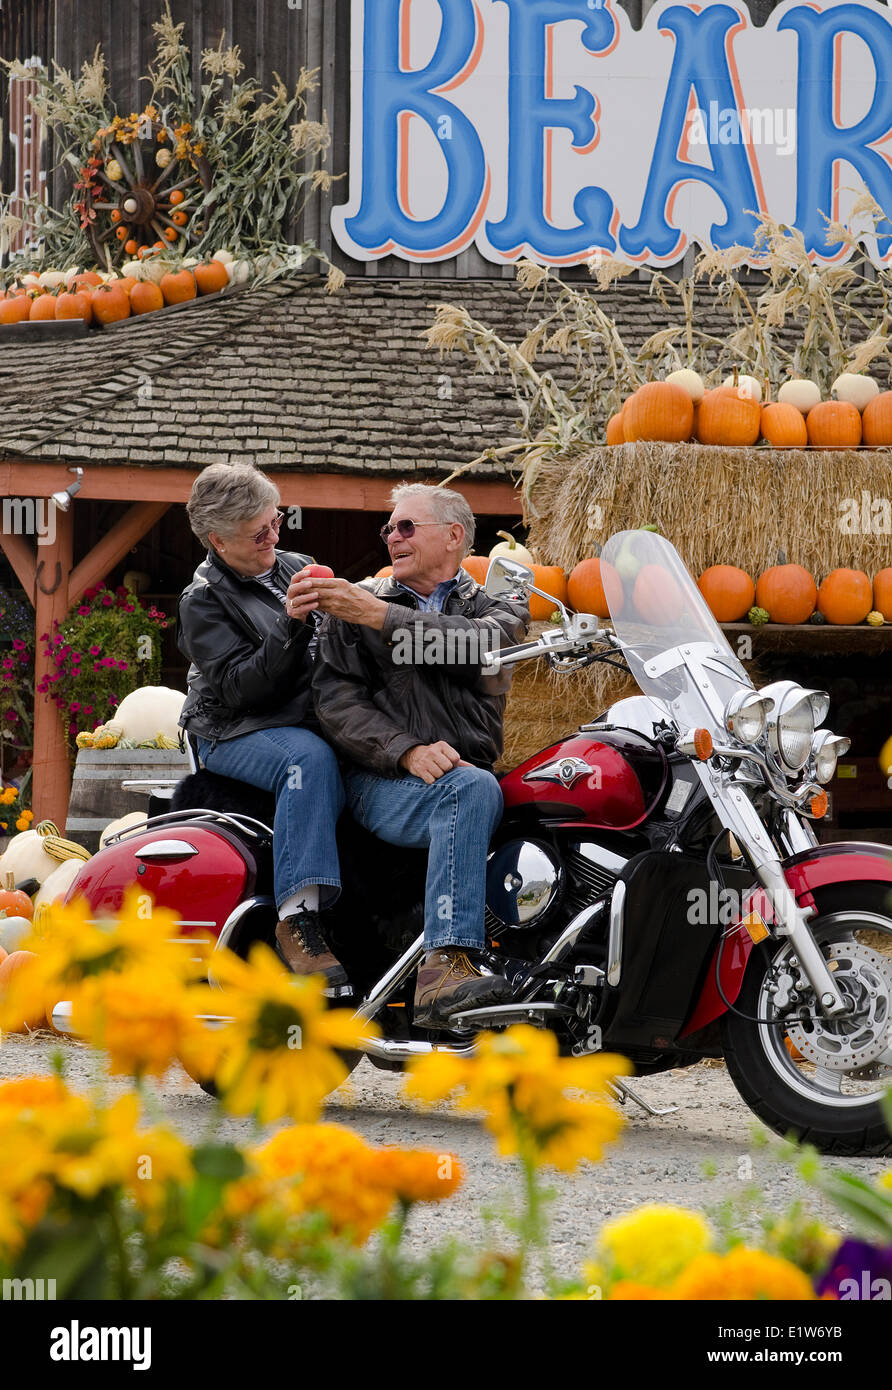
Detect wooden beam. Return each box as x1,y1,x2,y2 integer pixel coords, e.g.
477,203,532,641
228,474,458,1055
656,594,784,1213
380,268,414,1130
31,507,73,830
0,461,523,515
68,500,170,608
0,526,37,601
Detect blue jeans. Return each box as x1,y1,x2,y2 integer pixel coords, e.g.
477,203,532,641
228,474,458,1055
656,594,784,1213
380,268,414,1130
195,727,344,912
344,764,503,950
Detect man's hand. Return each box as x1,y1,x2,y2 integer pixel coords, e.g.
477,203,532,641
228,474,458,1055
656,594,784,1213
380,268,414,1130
287,574,388,629
400,741,472,784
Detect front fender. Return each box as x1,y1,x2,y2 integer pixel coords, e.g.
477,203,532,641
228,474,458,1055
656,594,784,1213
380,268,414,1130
681,840,892,1036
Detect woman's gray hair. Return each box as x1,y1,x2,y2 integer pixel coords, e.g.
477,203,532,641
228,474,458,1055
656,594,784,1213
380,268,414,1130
186,463,281,550
388,483,476,557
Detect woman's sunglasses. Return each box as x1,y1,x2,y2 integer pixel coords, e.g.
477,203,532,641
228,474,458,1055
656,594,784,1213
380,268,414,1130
251,510,284,546
379,519,445,544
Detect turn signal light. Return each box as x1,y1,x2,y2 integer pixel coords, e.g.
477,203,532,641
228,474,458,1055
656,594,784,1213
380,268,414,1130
693,728,714,760
810,790,829,819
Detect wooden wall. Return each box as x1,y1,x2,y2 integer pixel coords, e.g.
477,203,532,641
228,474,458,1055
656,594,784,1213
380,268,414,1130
1,0,792,280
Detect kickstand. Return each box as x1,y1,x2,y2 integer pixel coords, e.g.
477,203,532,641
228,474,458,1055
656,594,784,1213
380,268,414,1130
608,1078,679,1117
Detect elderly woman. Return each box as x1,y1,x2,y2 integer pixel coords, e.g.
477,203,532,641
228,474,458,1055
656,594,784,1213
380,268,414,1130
177,462,346,986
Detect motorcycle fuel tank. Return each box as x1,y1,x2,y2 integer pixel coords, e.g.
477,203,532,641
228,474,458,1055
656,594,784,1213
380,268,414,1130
63,824,253,939
501,730,668,830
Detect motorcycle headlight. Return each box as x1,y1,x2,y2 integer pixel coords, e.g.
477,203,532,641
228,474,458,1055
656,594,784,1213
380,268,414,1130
761,681,830,773
723,690,774,745
811,730,851,784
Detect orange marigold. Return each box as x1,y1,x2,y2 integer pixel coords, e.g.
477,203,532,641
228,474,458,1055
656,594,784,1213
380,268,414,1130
672,1247,814,1301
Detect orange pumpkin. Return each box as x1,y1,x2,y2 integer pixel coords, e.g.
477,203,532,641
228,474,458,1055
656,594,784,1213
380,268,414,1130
72,271,102,291
171,209,189,227
695,386,761,446
0,877,33,920
91,282,131,325
124,239,139,256
55,290,93,324
375,565,394,578
806,400,861,449
115,225,130,242
163,227,179,242
0,950,44,1032
169,189,185,205
129,281,164,315
633,565,684,625
460,555,490,585
0,295,32,324
760,402,808,448
160,269,197,305
861,392,892,446
622,382,693,443
194,260,229,295
0,945,7,968
567,557,622,619
817,569,873,625
873,568,892,620
755,564,817,624
697,565,756,622
29,292,59,321
605,411,626,445
115,275,138,294
528,565,568,621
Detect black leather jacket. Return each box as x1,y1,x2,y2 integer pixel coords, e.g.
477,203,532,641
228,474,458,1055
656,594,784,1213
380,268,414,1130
177,548,315,745
312,569,530,776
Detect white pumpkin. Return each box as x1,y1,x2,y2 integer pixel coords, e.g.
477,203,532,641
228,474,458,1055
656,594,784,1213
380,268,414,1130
212,249,234,267
99,812,148,848
63,266,79,286
139,257,169,286
488,531,534,564
0,830,59,886
832,373,880,411
38,269,67,290
226,259,253,286
34,857,86,910
114,686,185,744
778,379,822,414
0,914,32,953
120,259,147,281
723,373,763,403
664,368,705,402
22,272,40,287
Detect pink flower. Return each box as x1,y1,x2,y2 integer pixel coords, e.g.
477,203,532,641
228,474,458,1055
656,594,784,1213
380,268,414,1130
89,645,100,656
1,659,13,671
83,704,94,715
5,710,18,722
78,606,90,616
84,587,99,600
124,604,135,613
108,694,119,706
118,661,129,670
68,721,77,737
11,639,25,651
93,662,101,672
101,596,113,607
69,702,81,713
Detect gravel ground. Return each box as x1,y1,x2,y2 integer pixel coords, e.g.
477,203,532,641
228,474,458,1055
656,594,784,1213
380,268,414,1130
2,1032,887,1285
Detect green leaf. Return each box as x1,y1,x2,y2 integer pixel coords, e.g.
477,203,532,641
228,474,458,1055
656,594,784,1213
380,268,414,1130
192,1144,247,1182
881,1086,892,1138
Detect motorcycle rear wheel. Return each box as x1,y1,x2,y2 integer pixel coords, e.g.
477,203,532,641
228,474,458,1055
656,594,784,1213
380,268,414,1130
721,885,892,1155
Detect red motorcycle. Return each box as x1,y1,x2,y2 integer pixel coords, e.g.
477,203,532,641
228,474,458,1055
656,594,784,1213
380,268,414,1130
61,532,892,1154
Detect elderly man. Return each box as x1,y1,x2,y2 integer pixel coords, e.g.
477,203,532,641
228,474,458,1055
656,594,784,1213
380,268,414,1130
289,483,529,1029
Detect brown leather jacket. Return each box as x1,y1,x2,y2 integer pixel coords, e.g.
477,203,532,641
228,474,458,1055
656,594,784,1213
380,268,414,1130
312,569,530,776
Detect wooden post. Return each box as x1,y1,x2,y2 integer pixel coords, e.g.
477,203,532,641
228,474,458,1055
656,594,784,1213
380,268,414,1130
30,507,73,829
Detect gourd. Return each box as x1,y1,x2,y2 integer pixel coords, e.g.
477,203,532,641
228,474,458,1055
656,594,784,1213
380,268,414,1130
806,400,862,449
817,569,873,625
0,913,32,954
759,402,808,448
697,566,756,622
622,381,694,443
34,857,86,909
567,557,622,619
488,531,534,564
114,687,186,745
748,607,770,626
777,379,822,414
832,373,879,411
0,829,59,886
755,565,817,624
664,368,705,402
867,611,885,627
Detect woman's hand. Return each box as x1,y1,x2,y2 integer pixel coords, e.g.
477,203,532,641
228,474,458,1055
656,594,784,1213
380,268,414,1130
287,574,388,629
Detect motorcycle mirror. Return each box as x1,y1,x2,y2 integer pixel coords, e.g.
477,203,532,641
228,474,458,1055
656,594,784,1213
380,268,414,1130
485,555,535,600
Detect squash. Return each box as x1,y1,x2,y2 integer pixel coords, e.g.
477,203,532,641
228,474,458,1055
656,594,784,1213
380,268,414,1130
0,951,44,1032
0,914,33,954
114,686,186,745
817,569,873,625
212,249,235,267
755,565,817,624
622,381,694,443
488,531,534,564
633,565,684,625
760,402,807,448
664,368,705,402
806,400,861,449
460,556,490,585
861,392,892,446
0,872,34,920
777,379,822,415
867,610,884,627
832,373,879,411
567,557,622,619
872,568,892,621
695,386,761,446
697,566,756,622
528,566,568,621
605,410,626,445
34,857,86,910
0,829,59,886
722,373,763,403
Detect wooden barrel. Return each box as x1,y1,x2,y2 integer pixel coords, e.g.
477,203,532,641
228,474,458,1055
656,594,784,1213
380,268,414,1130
65,748,190,851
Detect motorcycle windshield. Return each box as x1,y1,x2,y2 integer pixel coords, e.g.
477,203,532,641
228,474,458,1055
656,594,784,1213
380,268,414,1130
600,530,753,733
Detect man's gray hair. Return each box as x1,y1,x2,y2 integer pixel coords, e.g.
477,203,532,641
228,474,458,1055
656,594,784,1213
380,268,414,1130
388,483,476,557
186,463,280,549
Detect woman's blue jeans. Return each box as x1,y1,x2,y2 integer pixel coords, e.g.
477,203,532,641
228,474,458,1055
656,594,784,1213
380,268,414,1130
344,764,503,950
195,727,344,912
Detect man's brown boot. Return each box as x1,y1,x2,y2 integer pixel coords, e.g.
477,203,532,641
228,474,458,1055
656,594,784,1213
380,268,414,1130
274,910,349,989
413,948,512,1029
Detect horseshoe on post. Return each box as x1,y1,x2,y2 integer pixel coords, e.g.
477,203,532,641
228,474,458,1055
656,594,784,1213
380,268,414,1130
35,560,63,596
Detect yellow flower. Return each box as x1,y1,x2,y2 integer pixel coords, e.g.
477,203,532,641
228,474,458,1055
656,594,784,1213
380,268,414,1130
21,810,33,822
405,1025,629,1171
878,1170,892,1192
367,1147,464,1204
14,818,28,830
72,964,218,1079
185,942,374,1125
592,1205,713,1289
671,1247,815,1301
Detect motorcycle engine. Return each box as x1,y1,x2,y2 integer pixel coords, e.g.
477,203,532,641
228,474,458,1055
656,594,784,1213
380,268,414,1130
485,838,626,931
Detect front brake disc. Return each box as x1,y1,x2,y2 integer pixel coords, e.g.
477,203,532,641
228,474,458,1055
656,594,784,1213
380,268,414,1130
785,940,892,1071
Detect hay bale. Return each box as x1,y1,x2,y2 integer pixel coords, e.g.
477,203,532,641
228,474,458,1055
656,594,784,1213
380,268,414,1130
524,441,892,579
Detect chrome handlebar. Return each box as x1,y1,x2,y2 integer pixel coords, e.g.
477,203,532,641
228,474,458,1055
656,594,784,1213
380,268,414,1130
482,613,603,674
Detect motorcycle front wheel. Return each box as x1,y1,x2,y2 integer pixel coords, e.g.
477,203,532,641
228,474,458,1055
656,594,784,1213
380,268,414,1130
721,884,892,1155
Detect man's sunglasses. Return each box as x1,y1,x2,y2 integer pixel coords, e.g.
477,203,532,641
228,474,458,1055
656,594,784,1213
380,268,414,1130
251,510,284,546
379,519,446,544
